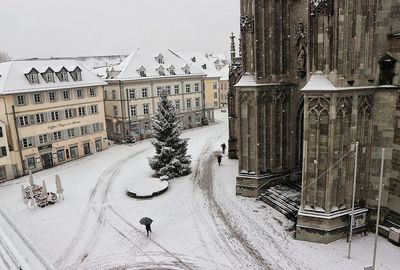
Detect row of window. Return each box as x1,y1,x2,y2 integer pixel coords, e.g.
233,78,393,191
25,139,102,171
114,97,201,118
17,105,98,127
16,88,97,106
106,83,200,100
20,122,104,149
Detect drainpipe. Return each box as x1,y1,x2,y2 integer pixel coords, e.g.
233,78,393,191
201,76,206,121
126,88,131,138
12,105,25,176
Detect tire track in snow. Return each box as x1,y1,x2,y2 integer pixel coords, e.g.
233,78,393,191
55,148,149,269
107,206,194,270
191,125,275,270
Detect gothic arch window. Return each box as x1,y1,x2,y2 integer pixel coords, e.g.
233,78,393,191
258,92,272,174
295,99,304,169
356,95,373,205
239,92,256,173
305,98,329,211
276,92,289,171
333,97,352,211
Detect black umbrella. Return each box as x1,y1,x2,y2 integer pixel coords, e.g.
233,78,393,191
139,217,153,226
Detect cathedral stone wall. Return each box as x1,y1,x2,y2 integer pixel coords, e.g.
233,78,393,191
235,0,400,242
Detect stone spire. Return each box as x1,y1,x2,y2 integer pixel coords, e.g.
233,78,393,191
230,33,236,62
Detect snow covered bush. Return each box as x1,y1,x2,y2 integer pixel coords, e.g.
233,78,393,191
149,89,191,178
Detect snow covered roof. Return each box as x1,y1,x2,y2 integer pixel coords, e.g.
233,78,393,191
302,72,398,92
108,49,205,81
235,74,285,87
301,72,336,91
219,65,230,81
0,59,106,95
77,55,126,70
171,51,222,78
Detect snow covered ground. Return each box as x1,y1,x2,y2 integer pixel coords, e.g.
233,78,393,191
0,111,399,270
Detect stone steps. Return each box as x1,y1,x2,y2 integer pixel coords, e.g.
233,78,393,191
259,184,301,222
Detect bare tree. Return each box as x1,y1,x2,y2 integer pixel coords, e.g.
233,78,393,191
0,50,12,63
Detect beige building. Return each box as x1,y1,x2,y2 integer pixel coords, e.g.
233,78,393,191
103,49,214,143
0,59,108,181
0,120,12,181
219,65,229,107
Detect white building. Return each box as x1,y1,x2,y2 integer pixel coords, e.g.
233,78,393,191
103,49,214,143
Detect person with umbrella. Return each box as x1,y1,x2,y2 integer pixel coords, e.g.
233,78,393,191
140,217,153,237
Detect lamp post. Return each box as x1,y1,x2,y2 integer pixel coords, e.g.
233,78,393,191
372,148,385,269
348,141,359,259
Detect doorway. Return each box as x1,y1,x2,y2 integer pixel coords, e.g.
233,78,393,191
41,153,53,169
83,142,91,155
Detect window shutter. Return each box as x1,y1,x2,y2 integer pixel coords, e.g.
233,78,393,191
99,122,104,131
47,133,53,143
30,137,36,147
29,115,35,125
87,106,92,115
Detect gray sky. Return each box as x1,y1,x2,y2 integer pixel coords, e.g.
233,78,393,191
1,0,240,59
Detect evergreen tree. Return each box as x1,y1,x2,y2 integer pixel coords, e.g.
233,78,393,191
149,90,191,178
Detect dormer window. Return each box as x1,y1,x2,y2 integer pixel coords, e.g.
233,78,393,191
156,65,165,76
25,68,40,84
60,71,68,81
202,64,207,70
45,72,54,82
42,68,55,83
155,53,165,64
56,67,69,82
182,64,191,74
137,66,146,77
168,65,176,75
69,66,82,81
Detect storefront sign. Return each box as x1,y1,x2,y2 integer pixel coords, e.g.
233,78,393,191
38,144,52,151
47,121,81,130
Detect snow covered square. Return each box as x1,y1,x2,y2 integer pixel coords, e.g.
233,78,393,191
0,112,399,270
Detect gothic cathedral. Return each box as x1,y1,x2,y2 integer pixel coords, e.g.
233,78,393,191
229,0,400,243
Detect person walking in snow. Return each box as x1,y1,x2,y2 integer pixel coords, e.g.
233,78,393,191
146,224,152,237
217,155,222,166
221,143,226,154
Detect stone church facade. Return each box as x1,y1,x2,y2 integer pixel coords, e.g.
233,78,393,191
229,0,400,243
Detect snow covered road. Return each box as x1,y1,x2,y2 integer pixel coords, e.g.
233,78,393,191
0,111,400,270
